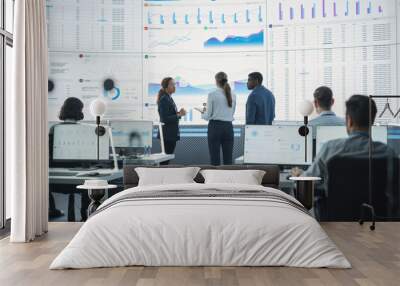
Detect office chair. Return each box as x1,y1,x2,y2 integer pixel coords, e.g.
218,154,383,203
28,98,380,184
323,155,398,228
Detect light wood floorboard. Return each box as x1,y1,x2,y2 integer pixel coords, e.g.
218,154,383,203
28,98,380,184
0,222,399,286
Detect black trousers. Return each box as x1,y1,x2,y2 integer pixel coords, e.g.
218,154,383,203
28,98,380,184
314,187,327,221
49,185,90,221
160,140,177,165
207,120,234,166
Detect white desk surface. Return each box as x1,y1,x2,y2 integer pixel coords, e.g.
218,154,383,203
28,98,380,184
235,156,244,164
49,168,123,185
123,153,175,165
49,154,173,184
289,176,321,181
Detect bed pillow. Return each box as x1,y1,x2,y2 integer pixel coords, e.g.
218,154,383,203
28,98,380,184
135,167,201,186
200,169,266,185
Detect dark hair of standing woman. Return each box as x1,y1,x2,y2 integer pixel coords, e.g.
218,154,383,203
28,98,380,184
157,77,174,104
58,97,84,121
215,72,232,107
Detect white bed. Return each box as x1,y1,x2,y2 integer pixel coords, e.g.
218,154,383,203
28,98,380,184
50,183,351,269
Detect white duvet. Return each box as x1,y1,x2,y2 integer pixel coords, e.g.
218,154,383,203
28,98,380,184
50,183,351,269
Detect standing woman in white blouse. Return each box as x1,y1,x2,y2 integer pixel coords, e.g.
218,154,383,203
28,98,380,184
202,72,236,165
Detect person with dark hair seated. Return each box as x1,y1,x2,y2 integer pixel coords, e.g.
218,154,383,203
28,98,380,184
49,97,88,220
292,95,395,217
246,72,275,125
49,97,85,165
57,97,85,121
309,86,345,128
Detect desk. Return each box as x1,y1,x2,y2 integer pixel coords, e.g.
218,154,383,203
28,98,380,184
235,155,244,165
123,153,175,166
49,168,123,185
49,168,123,221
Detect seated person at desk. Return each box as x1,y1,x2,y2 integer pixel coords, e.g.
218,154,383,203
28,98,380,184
292,95,395,216
49,97,89,220
309,86,345,131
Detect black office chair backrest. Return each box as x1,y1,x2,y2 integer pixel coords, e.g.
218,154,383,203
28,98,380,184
326,155,398,221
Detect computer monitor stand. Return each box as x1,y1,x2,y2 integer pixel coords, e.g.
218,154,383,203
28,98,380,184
157,121,166,154
108,125,119,172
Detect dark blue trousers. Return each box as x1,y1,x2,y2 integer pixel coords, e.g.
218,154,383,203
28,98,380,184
207,120,234,166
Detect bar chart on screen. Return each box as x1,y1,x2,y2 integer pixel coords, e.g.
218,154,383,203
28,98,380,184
143,0,267,53
266,0,398,120
271,0,390,23
47,0,400,123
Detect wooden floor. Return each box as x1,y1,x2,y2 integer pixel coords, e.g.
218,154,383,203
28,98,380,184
0,222,399,286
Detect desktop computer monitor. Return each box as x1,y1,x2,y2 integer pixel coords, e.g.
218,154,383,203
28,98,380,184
244,125,313,165
52,123,110,161
316,126,388,155
110,121,153,148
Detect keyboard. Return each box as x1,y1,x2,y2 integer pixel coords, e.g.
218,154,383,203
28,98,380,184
49,172,78,177
76,172,111,177
50,171,112,178
151,153,170,158
68,167,98,172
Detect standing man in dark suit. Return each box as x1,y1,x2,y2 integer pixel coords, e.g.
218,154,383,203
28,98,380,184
246,72,275,125
157,77,186,165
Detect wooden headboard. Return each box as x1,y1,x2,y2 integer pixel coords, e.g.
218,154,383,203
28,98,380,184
123,165,281,190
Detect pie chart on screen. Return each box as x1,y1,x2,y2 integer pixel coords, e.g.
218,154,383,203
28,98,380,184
103,78,121,101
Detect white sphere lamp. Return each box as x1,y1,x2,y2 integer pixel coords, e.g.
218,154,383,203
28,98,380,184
90,98,107,119
299,100,314,117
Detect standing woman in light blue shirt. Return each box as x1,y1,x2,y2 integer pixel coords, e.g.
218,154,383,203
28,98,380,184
202,72,236,165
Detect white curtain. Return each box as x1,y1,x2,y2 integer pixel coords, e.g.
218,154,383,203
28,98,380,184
9,0,48,242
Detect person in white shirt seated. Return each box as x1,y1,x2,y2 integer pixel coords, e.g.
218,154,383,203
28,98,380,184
309,86,345,128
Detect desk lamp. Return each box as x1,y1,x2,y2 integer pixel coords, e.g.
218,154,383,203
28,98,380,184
298,100,314,163
90,98,107,161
